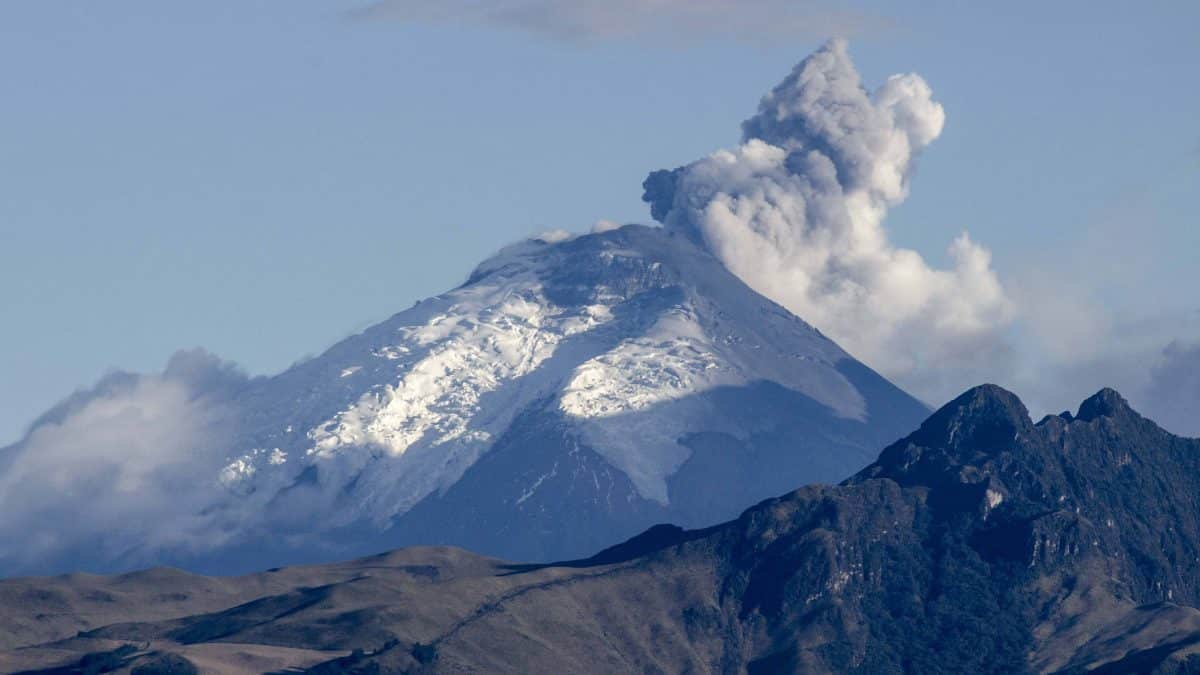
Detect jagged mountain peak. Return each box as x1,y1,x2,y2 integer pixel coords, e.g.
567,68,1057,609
1075,386,1136,423
743,387,1200,671
911,383,1032,446
857,386,1170,506
950,382,1028,415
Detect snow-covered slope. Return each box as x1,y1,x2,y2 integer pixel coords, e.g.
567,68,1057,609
231,227,856,505
0,224,928,575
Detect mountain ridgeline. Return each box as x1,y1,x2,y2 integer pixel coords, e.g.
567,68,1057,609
6,386,1200,674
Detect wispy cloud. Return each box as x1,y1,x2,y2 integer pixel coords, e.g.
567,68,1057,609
348,0,890,44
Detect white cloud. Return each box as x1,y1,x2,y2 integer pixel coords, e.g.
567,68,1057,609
0,350,246,573
644,39,1015,403
349,0,888,44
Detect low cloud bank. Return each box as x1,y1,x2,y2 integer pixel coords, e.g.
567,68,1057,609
0,350,247,573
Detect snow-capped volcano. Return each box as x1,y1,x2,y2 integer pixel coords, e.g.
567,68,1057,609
0,224,927,575
211,225,929,570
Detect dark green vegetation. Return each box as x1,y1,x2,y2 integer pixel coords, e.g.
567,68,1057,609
3,386,1200,673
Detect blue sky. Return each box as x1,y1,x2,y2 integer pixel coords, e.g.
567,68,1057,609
2,1,1198,444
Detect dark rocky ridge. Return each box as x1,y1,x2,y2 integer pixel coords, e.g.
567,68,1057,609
4,385,1200,674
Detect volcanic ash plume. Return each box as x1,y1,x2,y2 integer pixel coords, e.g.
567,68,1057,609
644,39,1014,399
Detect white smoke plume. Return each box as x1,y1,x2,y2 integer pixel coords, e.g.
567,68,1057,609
643,39,1015,401
0,350,246,574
